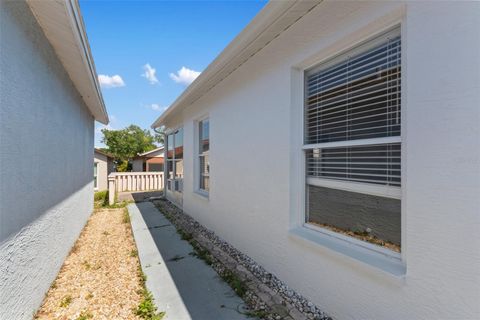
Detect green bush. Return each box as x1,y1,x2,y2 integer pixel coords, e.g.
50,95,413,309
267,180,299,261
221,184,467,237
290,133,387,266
94,190,108,202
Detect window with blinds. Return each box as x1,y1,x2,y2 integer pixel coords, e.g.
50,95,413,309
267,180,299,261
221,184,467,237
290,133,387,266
304,28,402,252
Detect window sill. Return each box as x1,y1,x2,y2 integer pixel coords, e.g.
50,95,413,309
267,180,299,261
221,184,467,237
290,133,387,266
194,189,209,200
289,225,406,279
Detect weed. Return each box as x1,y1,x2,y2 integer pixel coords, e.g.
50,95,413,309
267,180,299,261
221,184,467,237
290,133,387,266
130,249,138,257
123,209,131,223
179,230,193,241
76,311,93,320
50,281,57,290
135,290,165,320
245,309,269,319
221,269,248,298
102,231,110,236
82,260,91,270
135,265,165,319
59,295,72,308
86,292,94,300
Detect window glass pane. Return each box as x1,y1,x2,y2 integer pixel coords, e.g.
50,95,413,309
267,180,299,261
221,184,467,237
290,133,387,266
167,160,174,179
307,185,401,252
199,119,209,153
174,160,184,179
200,154,209,175
167,134,174,159
306,143,401,186
174,128,183,159
200,176,209,191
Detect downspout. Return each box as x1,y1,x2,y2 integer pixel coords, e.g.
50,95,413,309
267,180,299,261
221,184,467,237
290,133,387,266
154,127,167,194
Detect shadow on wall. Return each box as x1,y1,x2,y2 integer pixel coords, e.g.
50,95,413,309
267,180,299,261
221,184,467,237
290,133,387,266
0,0,94,243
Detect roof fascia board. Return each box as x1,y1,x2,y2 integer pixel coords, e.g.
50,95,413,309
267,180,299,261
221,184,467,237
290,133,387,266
152,0,321,128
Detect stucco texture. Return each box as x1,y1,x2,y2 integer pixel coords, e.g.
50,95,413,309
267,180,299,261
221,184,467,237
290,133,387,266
164,2,480,320
94,151,113,191
0,1,95,319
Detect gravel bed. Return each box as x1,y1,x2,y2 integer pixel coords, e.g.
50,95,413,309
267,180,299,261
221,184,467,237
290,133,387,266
35,208,143,320
153,199,331,320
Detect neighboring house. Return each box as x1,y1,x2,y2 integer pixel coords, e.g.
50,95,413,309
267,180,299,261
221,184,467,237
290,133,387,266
0,1,108,319
94,148,115,191
132,146,164,172
152,2,480,320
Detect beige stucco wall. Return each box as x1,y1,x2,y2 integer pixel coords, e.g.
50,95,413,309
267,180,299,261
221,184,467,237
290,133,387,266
94,151,112,191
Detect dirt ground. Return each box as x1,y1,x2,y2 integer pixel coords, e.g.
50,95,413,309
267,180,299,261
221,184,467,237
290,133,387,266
35,207,143,320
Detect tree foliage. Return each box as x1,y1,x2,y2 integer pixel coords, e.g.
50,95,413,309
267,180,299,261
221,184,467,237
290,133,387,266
101,125,163,171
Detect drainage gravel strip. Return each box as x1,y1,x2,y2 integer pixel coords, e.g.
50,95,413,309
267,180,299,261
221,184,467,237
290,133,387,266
152,199,331,320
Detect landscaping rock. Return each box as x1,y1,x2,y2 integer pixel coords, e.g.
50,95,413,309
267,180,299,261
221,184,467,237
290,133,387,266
152,199,331,320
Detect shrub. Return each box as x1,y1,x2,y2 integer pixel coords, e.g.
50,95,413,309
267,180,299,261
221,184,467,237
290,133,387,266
94,190,108,202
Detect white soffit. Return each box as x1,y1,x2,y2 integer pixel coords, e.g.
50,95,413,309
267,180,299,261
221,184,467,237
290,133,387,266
152,0,322,128
27,0,109,124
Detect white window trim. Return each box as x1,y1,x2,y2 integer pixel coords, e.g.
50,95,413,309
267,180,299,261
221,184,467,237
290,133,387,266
289,18,407,278
194,115,210,198
165,126,184,193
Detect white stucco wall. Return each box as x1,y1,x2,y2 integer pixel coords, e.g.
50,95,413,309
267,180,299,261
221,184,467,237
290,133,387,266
0,2,95,319
163,2,480,319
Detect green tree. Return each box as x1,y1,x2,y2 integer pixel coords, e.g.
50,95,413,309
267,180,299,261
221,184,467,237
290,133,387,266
101,125,163,171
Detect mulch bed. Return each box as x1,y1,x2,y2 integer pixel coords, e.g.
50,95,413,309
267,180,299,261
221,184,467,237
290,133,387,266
35,207,143,320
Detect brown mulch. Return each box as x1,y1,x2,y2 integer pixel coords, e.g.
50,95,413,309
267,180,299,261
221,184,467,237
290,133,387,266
35,207,143,320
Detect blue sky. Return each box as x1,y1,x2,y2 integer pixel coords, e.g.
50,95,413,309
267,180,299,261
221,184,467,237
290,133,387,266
79,0,266,147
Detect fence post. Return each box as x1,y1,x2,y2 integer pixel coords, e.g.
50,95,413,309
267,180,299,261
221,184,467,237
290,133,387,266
108,174,116,205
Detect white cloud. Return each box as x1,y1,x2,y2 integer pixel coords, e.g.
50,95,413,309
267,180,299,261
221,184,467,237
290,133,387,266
98,74,125,88
169,66,201,85
147,103,167,112
142,63,159,84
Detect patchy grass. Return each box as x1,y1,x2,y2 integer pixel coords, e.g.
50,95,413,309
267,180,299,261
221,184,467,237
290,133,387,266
75,311,93,320
94,190,108,202
130,249,138,257
59,295,72,308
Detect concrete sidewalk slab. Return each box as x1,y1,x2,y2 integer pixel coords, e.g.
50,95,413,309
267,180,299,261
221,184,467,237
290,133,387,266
128,202,252,320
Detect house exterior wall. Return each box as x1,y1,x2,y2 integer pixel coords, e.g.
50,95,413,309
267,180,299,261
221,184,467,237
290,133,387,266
162,2,480,319
132,150,164,172
132,158,145,172
0,2,95,319
94,152,111,191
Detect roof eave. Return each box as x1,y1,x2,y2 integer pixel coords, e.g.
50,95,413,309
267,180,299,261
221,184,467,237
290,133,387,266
27,0,109,124
151,0,321,129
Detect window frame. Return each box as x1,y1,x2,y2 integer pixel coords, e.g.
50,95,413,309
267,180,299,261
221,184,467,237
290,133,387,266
289,21,407,277
195,115,210,198
93,162,98,190
165,127,184,193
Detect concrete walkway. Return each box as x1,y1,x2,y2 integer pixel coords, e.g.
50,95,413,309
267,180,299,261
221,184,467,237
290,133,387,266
128,202,252,320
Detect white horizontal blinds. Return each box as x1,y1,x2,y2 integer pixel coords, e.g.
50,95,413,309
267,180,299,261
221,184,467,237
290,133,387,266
305,27,402,193
305,28,401,144
306,143,401,186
